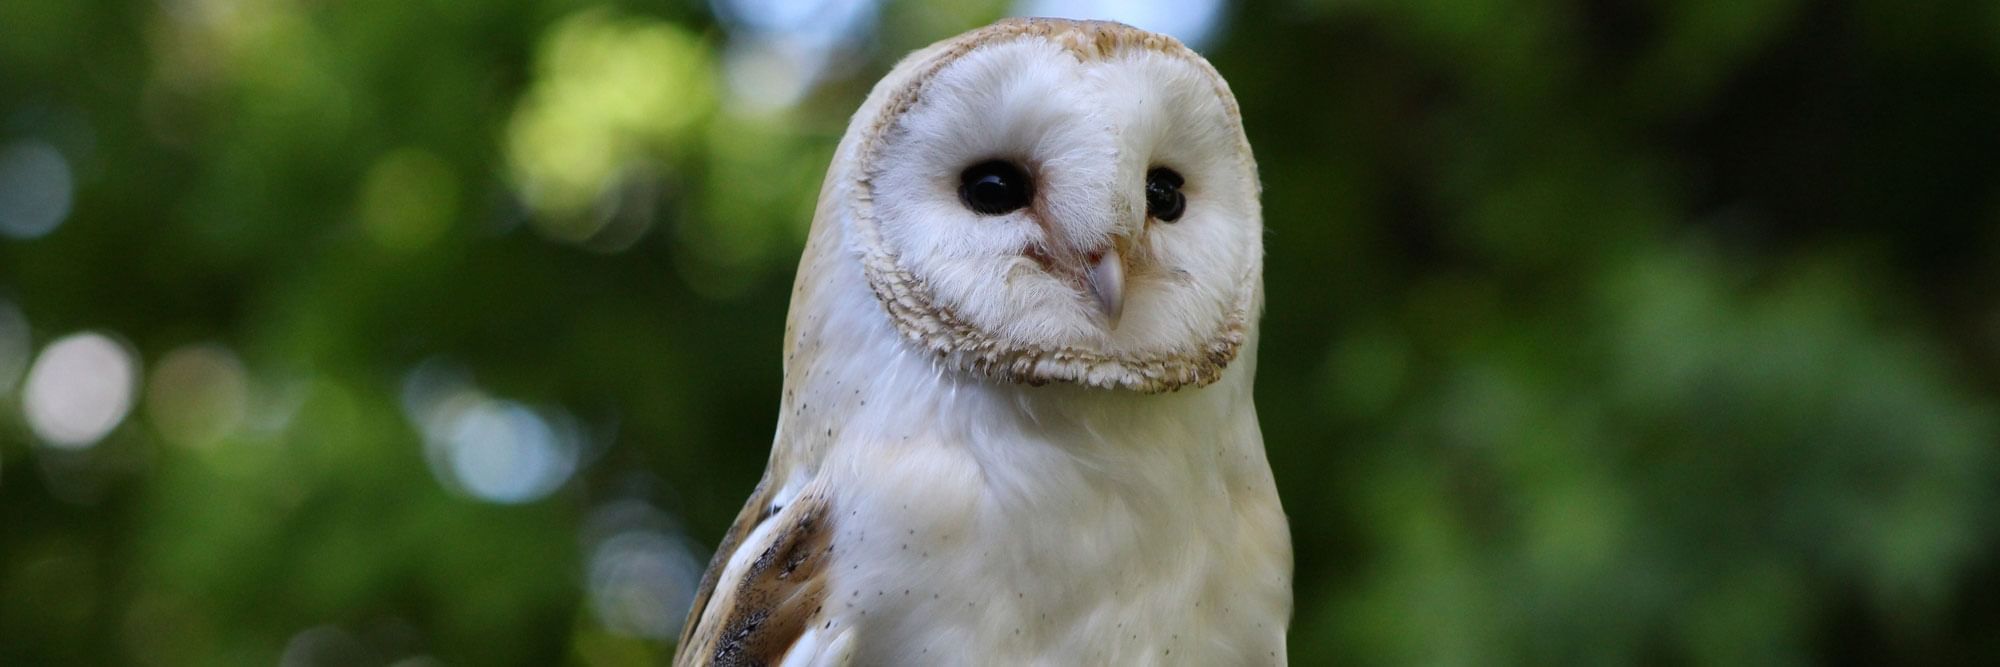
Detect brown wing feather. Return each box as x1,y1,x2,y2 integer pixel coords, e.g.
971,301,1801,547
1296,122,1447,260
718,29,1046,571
674,486,837,667
677,477,775,650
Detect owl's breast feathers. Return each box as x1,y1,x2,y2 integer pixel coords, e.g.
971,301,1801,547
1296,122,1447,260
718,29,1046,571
675,480,852,667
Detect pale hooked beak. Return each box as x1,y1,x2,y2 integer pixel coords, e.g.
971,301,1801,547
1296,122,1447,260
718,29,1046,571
1086,247,1126,327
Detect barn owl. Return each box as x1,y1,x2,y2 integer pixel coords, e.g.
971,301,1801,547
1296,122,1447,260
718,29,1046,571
675,18,1290,666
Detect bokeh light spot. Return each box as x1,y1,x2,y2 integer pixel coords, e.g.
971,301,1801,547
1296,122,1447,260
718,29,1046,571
588,528,704,639
506,11,713,242
1015,0,1229,49
712,0,881,113
713,0,878,42
144,343,251,449
22,332,139,449
441,400,575,504
0,139,75,239
720,38,823,114
404,361,581,504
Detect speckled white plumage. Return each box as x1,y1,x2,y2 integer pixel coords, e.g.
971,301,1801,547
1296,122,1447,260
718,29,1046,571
676,19,1291,666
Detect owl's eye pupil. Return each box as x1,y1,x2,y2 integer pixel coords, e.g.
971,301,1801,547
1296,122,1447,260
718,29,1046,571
1146,167,1187,223
959,160,1033,215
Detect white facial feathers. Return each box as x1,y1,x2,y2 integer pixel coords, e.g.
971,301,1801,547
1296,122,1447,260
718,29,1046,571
842,19,1263,392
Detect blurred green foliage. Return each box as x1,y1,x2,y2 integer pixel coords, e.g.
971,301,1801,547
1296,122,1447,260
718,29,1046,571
4,0,2000,664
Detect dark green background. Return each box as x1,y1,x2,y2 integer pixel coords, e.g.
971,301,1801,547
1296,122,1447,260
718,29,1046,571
4,0,1999,664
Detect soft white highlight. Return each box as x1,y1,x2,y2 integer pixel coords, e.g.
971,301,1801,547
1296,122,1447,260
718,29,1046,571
23,332,139,449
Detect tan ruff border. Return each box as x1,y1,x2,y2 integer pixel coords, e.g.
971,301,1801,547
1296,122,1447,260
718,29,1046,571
850,19,1256,394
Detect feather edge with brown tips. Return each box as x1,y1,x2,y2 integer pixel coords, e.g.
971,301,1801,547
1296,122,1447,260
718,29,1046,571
674,485,843,667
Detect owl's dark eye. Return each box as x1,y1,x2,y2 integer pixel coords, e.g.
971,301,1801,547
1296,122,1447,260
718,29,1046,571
1145,167,1186,222
958,160,1033,215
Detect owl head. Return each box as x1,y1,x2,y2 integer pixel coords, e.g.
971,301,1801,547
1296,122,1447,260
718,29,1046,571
821,18,1263,393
